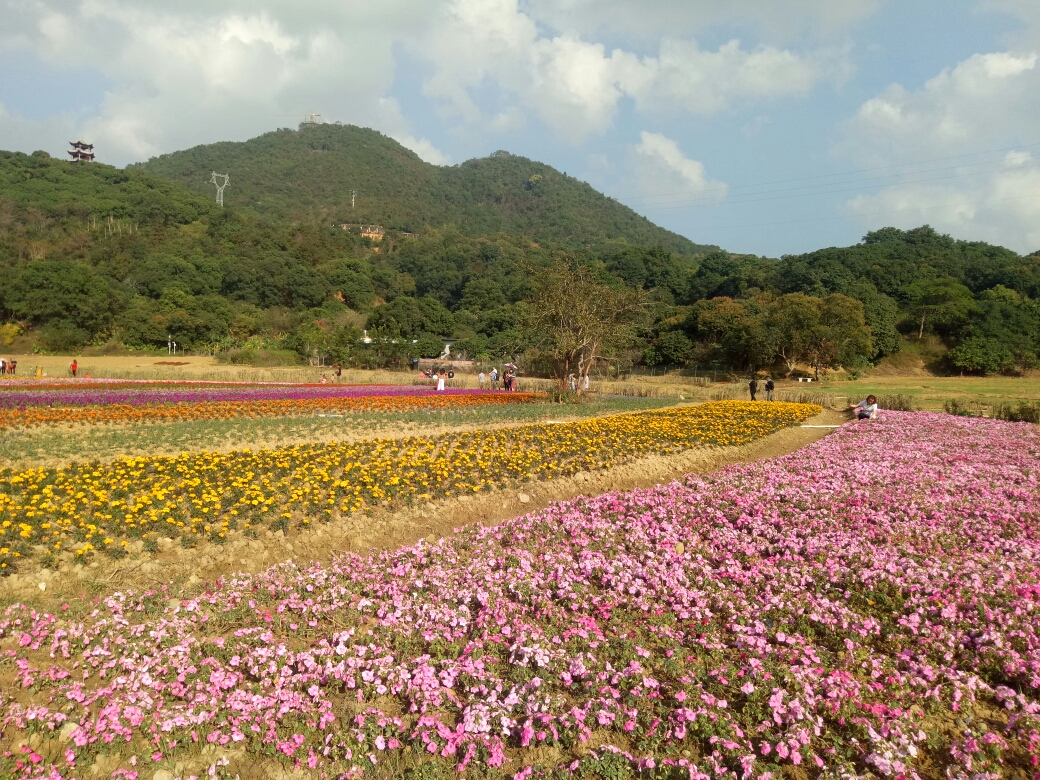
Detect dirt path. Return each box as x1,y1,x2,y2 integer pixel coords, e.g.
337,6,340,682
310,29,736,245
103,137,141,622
0,410,846,608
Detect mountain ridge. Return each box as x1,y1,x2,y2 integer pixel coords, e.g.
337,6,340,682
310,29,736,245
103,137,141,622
135,124,716,255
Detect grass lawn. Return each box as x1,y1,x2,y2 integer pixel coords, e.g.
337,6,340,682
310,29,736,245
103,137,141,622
807,375,1040,410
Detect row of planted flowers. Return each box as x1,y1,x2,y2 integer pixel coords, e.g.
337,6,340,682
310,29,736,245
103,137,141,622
0,383,460,409
0,412,1037,779
0,389,539,430
0,401,818,570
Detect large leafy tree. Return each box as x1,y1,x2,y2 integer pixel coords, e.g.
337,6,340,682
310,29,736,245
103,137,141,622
903,276,975,339
765,293,872,378
526,260,646,392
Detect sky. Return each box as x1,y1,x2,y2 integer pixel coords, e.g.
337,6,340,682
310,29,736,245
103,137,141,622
2,0,1040,256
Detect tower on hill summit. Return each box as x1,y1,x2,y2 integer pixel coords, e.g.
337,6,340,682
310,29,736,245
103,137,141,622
68,141,95,163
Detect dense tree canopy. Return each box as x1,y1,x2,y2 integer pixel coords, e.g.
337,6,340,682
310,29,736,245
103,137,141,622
1,148,1036,376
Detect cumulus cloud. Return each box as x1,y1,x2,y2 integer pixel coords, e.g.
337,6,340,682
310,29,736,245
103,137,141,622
0,0,861,164
842,152,1040,252
419,0,848,142
0,1,444,165
632,131,727,204
523,0,882,42
836,47,1040,252
392,134,452,165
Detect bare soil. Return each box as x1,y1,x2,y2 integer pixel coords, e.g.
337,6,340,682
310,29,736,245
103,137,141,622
0,410,847,609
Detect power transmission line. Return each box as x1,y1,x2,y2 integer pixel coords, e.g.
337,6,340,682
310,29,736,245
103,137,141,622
623,139,1040,207
644,158,1040,212
677,190,1040,235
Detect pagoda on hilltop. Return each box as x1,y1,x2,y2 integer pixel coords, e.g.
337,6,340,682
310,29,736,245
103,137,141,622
68,141,95,163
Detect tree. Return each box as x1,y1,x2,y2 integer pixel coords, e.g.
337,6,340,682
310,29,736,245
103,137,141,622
765,293,819,376
948,337,1016,375
365,296,454,338
766,293,872,378
654,330,694,366
903,277,975,339
526,260,646,393
458,278,506,312
808,294,873,378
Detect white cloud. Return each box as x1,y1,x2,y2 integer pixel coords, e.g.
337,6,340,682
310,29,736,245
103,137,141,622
524,0,882,42
613,38,837,116
837,49,1040,252
393,134,451,165
0,1,438,164
632,131,727,203
842,152,1040,252
419,0,847,142
0,0,860,164
837,51,1038,167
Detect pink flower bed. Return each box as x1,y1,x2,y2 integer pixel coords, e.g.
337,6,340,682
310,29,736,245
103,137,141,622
1,413,1038,778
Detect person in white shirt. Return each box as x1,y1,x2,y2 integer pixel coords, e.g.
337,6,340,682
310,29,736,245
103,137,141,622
478,371,486,389
851,395,879,420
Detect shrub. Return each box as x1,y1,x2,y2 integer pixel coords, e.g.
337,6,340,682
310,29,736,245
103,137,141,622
218,348,301,367
992,401,1040,424
877,394,914,411
943,398,983,417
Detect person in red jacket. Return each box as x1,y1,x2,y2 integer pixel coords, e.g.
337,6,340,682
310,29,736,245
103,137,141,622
70,359,78,378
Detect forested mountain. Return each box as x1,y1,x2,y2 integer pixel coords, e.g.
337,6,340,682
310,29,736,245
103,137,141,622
2,146,1038,377
135,124,712,255
647,226,1040,375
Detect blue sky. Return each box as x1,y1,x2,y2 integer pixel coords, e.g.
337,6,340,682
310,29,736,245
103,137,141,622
2,0,1039,255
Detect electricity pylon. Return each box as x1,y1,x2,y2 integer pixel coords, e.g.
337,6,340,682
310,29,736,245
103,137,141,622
209,172,230,207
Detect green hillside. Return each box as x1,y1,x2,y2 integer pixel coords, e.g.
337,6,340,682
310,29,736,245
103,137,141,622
0,149,216,224
135,124,713,254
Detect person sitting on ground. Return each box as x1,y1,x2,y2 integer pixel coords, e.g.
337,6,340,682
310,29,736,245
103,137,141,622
851,395,879,420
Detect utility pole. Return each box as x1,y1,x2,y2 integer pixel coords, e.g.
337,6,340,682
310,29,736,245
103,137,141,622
350,189,357,209
209,172,230,207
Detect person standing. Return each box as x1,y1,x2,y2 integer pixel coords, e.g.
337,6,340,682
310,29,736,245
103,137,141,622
478,370,486,389
70,359,78,378
749,376,758,401
764,377,775,401
490,367,499,390
436,373,446,392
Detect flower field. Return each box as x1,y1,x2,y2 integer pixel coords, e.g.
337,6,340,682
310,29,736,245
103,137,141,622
0,401,817,570
0,412,1037,779
0,386,541,429
0,382,459,408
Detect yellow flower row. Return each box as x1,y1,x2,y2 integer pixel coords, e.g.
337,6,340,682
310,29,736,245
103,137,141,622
0,401,819,571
